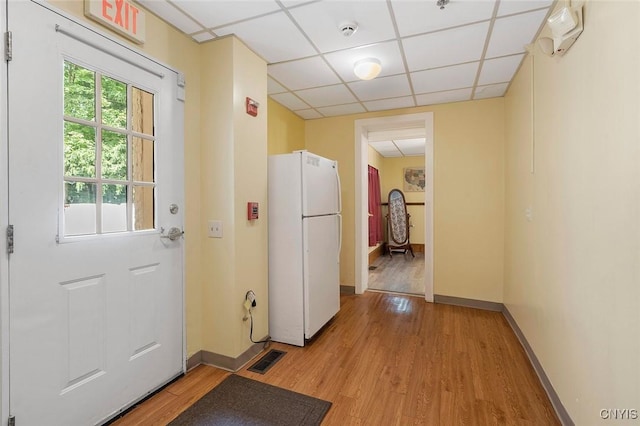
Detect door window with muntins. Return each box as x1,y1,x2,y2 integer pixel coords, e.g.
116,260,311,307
63,60,155,236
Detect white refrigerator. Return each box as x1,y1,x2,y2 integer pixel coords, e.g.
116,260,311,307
268,151,342,346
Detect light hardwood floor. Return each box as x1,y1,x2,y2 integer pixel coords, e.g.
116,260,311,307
112,292,559,425
369,252,425,295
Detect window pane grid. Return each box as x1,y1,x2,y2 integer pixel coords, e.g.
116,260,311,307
63,60,156,237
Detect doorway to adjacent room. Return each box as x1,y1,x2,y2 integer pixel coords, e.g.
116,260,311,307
355,112,434,301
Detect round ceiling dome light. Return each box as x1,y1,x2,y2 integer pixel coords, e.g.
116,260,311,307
353,58,382,80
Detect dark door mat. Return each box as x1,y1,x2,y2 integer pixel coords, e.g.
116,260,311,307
168,374,331,426
248,349,286,374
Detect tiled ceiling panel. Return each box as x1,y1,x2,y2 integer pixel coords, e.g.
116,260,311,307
137,0,204,34
486,9,550,58
172,0,280,28
348,74,412,102
497,0,554,17
138,0,554,120
270,92,310,111
474,82,510,99
268,57,341,90
411,62,479,94
477,54,524,85
214,12,317,63
416,88,473,106
296,84,358,108
364,96,415,112
391,0,496,37
402,22,490,71
288,1,396,53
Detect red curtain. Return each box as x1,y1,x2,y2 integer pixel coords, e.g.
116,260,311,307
368,165,383,247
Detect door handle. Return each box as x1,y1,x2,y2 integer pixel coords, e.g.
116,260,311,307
160,227,184,241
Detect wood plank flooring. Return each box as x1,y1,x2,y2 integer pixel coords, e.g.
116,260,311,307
112,292,559,425
369,252,425,295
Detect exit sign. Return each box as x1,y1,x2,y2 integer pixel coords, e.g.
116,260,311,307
84,0,146,45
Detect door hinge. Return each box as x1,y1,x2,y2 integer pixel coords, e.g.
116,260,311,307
4,31,12,62
8,415,15,426
7,225,14,254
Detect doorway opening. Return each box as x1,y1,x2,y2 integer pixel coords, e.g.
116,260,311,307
355,113,434,302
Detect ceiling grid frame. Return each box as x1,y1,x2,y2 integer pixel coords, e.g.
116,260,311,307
136,0,556,119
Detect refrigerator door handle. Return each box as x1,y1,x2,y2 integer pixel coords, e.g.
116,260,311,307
337,213,342,262
335,165,342,214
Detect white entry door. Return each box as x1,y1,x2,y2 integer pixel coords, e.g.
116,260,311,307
7,2,184,425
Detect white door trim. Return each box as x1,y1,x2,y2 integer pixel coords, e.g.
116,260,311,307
355,112,434,302
0,1,187,423
1,3,10,424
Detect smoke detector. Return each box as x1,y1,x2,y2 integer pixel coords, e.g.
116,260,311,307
339,21,358,37
437,0,449,10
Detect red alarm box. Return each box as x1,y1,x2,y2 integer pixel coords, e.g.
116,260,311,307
246,97,259,117
247,202,259,220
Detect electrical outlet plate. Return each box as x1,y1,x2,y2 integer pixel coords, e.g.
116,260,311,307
208,220,222,238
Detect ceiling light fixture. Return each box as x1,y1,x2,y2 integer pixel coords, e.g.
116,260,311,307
354,58,382,81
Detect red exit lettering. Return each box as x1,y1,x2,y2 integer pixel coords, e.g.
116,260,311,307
101,0,139,34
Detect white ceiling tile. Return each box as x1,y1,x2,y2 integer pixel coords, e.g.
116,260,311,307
398,146,425,156
268,57,341,90
411,62,478,94
478,54,523,85
379,151,403,158
191,32,215,42
364,96,415,112
324,40,404,82
402,22,490,71
295,85,357,108
294,109,323,119
215,12,317,63
172,0,281,29
391,0,496,37
281,0,316,7
348,74,411,101
138,0,204,34
270,92,310,110
317,103,366,117
369,140,397,151
415,88,473,106
497,0,553,17
474,83,509,99
288,1,396,53
395,138,425,148
268,77,287,94
486,10,549,58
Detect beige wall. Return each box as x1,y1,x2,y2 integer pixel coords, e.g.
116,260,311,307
504,1,640,423
199,37,268,358
232,39,269,356
49,0,204,358
367,145,384,171
306,99,504,302
267,99,305,155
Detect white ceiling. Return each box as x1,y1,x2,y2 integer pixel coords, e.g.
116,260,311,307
138,0,553,120
367,127,426,157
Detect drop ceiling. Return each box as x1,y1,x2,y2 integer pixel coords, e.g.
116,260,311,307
138,0,553,120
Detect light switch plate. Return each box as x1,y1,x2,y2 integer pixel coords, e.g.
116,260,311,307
208,220,223,238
